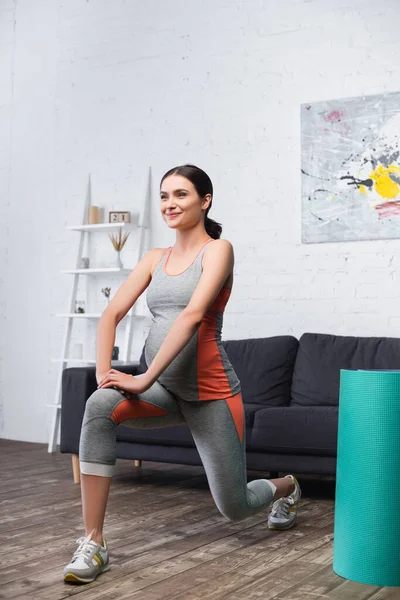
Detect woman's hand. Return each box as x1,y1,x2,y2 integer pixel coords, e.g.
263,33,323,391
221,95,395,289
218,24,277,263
97,369,149,397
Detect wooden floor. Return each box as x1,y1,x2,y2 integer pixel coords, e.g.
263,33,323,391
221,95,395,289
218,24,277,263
1,440,399,600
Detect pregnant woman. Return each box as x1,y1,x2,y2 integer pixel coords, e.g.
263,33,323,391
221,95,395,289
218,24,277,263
63,164,301,584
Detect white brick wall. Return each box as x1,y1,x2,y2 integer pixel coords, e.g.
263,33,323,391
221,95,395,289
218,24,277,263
1,0,400,443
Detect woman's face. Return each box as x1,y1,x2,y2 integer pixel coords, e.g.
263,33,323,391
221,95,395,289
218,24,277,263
160,174,211,230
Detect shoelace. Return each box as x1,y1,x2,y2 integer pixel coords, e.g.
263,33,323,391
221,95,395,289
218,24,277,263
72,532,99,562
270,496,294,519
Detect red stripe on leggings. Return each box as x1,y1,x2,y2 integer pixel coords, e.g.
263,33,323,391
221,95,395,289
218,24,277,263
225,392,244,443
110,399,168,425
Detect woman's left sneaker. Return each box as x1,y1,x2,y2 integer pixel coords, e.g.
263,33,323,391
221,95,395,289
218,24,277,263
268,474,301,531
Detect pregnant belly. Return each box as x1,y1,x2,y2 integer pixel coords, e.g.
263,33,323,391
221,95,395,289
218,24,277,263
144,319,198,379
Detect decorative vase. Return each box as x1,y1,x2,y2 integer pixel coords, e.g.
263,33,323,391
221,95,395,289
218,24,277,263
115,251,123,269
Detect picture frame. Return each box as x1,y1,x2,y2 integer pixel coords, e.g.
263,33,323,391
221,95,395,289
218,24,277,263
109,211,131,223
301,91,400,243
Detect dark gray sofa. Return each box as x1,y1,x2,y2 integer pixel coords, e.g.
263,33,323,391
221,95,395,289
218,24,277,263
60,332,400,482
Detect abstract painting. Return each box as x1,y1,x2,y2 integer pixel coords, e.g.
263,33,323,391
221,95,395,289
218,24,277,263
301,91,400,243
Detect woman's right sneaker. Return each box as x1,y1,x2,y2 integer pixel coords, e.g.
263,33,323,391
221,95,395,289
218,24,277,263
63,530,110,584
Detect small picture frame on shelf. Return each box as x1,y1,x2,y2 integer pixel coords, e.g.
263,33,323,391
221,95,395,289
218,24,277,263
109,211,131,224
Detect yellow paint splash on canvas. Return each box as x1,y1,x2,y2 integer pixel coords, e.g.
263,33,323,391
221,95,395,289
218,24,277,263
368,164,400,199
359,184,367,195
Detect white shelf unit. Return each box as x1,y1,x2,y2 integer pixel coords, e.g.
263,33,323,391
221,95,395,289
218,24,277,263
47,169,151,453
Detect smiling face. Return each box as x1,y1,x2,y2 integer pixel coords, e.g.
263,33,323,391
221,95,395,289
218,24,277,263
160,174,212,231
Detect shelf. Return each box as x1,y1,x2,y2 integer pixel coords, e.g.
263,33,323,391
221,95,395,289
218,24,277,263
48,170,152,454
60,268,132,274
51,358,97,364
55,313,148,319
67,223,135,233
55,313,104,318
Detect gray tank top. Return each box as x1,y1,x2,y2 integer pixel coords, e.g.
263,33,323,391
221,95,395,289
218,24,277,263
143,240,241,402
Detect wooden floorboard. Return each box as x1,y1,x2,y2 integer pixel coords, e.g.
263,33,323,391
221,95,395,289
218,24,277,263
0,440,399,599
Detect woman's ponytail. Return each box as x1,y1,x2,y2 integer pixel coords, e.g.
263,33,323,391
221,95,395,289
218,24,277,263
204,214,222,240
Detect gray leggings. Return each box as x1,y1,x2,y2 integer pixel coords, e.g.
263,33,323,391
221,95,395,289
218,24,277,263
79,377,275,521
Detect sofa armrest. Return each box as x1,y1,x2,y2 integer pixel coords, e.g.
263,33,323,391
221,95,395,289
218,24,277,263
60,363,140,454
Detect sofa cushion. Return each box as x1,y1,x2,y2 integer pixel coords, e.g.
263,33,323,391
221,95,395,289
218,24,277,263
222,336,298,406
116,403,263,447
251,406,338,457
291,333,400,407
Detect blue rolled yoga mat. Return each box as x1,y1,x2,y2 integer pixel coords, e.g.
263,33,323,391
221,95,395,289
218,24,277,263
333,369,400,586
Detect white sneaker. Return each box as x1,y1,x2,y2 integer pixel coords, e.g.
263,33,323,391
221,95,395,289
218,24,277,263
63,530,110,584
268,474,301,531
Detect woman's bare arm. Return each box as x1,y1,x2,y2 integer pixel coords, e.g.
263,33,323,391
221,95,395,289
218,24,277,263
95,248,163,379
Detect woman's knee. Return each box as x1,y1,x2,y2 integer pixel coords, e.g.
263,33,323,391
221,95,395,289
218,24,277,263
83,388,122,421
216,500,247,522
